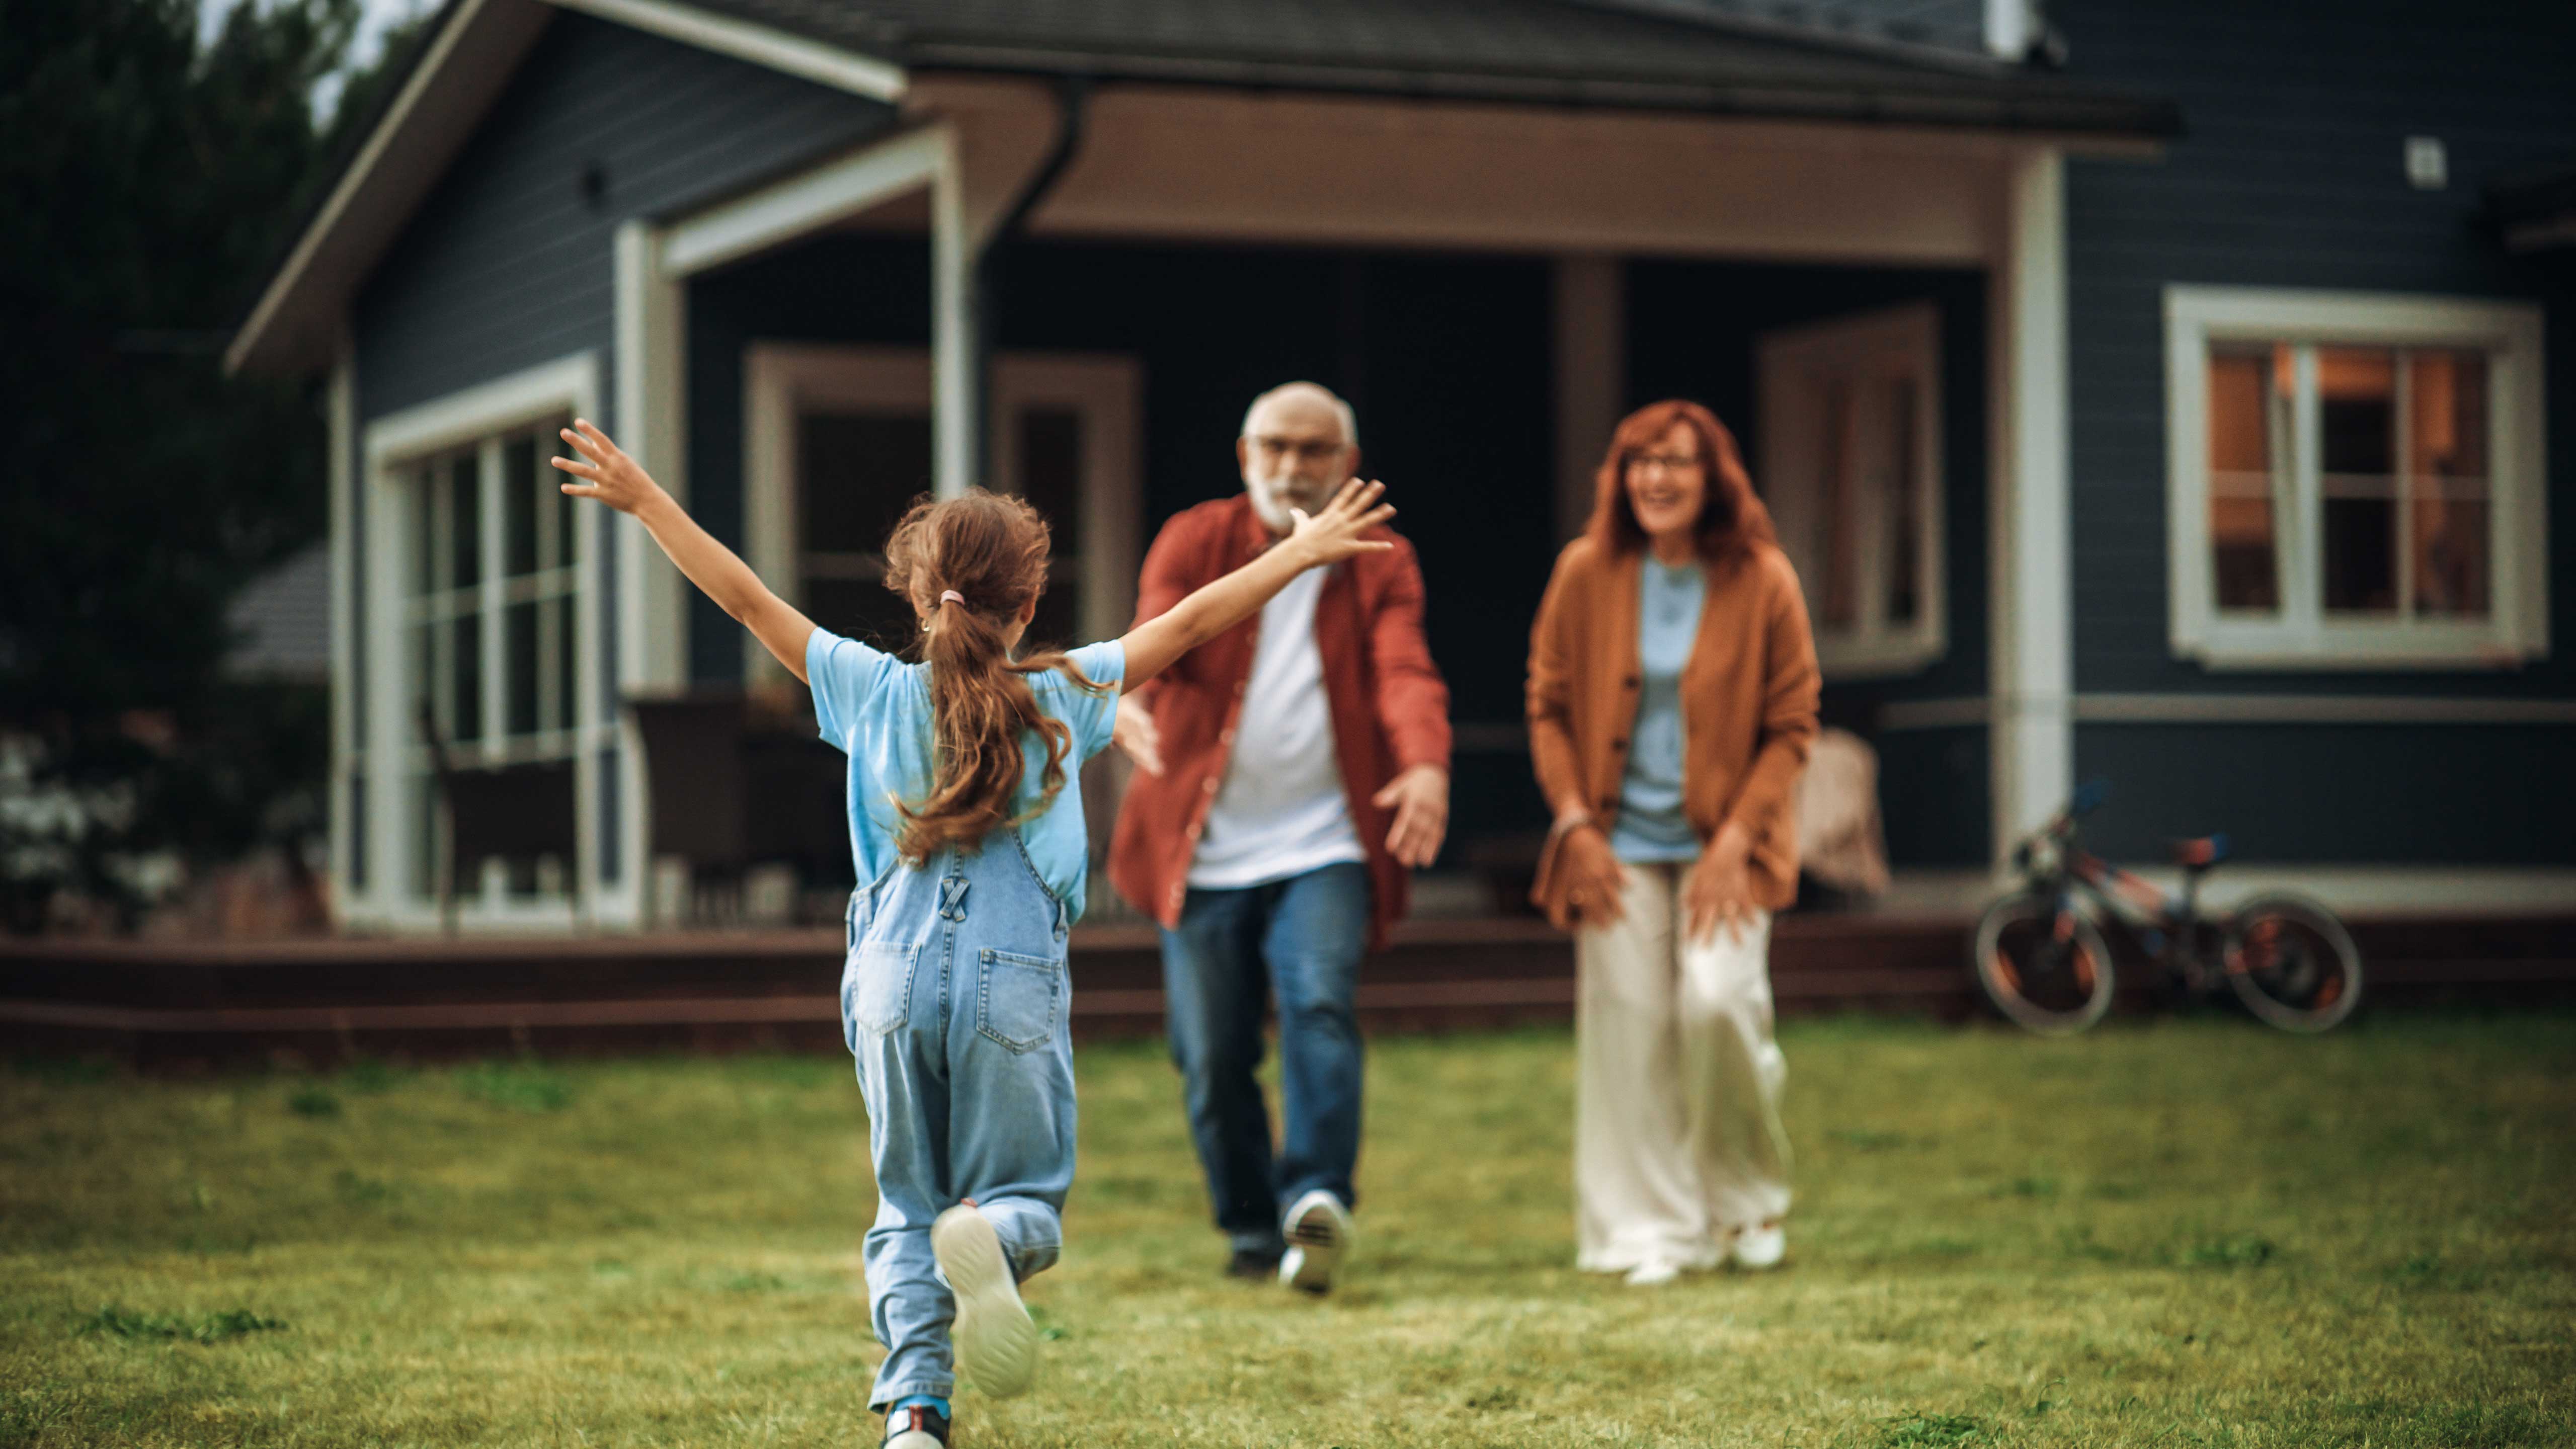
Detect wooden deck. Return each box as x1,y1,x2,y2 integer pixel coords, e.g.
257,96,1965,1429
4,910,2568,1067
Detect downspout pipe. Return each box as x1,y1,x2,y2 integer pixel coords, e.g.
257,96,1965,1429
968,75,1091,487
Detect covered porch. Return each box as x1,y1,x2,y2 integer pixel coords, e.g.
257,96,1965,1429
323,8,2172,933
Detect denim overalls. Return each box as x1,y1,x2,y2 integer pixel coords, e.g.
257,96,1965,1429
842,829,1075,1409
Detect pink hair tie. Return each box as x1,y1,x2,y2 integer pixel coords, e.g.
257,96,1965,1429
939,590,965,606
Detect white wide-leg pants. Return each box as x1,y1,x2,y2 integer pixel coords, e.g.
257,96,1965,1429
1573,861,1792,1273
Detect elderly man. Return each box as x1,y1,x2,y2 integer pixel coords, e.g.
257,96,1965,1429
1108,381,1451,1295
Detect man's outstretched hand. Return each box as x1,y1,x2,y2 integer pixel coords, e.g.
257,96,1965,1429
1112,696,1165,777
1374,763,1449,869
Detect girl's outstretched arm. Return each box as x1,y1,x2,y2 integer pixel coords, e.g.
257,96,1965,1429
552,419,817,682
1117,477,1395,689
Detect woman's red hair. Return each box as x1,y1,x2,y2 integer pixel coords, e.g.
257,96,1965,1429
1582,399,1776,561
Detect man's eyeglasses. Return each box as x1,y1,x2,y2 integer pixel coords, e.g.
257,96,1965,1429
1626,451,1704,474
1250,435,1348,464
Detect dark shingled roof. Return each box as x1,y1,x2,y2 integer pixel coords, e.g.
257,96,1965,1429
687,0,2176,134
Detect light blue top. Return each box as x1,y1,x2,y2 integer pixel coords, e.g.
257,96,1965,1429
1610,555,1705,864
806,628,1126,918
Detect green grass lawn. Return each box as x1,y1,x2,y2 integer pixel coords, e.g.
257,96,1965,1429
4,1012,2572,1447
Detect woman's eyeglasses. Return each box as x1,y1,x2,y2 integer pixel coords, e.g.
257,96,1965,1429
1626,451,1704,474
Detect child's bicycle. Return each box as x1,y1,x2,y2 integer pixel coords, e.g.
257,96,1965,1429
1971,780,2363,1035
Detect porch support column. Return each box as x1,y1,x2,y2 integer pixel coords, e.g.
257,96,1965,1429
1990,145,2074,865
1552,255,1623,543
326,337,359,924
932,129,973,499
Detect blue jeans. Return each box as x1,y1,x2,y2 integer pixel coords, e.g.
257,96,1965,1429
842,831,1075,1410
1159,861,1370,1256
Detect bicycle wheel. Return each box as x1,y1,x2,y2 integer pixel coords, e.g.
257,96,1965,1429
1971,893,2116,1035
2225,894,2362,1033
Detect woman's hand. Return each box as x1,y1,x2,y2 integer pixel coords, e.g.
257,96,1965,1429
1558,819,1629,927
550,420,665,515
1683,822,1759,945
1284,478,1396,568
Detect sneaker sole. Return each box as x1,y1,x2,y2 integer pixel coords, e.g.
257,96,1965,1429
932,1206,1037,1398
1280,1203,1345,1296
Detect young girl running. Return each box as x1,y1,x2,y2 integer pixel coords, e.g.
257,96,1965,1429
551,419,1394,1448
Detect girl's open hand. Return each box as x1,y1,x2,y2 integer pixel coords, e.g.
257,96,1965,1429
1286,478,1396,567
550,420,662,515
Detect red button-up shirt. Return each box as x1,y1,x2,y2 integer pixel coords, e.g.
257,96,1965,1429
1107,494,1452,949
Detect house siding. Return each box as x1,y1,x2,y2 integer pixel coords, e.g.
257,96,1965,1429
341,8,893,907
2058,0,2576,862
352,11,895,427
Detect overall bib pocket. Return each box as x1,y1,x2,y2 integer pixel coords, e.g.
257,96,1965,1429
846,942,918,1039
976,948,1065,1053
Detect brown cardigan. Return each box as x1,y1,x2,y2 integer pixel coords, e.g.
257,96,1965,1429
1524,535,1821,930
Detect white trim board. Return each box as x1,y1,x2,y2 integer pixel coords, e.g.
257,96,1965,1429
1879,693,2576,730
662,125,950,277
550,0,905,101
2162,285,2549,671
1860,866,2576,919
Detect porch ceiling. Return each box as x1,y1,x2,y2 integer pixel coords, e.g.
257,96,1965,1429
690,0,2180,138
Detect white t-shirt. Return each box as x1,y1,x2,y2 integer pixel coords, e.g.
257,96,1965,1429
1186,565,1366,890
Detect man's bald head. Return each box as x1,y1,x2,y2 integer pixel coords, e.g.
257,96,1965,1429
1238,382,1360,535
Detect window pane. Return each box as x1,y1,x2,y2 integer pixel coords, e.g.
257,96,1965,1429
1817,378,1859,628
1881,377,1919,627
1018,407,1083,559
414,465,440,596
553,595,578,734
451,613,482,743
553,430,580,569
2206,347,2281,612
2318,348,2396,614
2406,351,2490,618
801,412,930,555
410,621,438,741
505,434,540,577
450,455,482,592
804,577,916,655
507,600,540,737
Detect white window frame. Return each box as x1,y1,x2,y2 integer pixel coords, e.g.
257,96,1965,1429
2164,286,2548,670
743,343,1143,685
1757,301,1948,678
358,352,604,931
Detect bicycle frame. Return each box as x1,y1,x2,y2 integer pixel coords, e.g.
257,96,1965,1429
2015,813,2209,985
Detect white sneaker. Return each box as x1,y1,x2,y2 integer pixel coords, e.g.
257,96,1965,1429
931,1204,1038,1397
1730,1222,1787,1271
1623,1257,1683,1287
1278,1190,1352,1296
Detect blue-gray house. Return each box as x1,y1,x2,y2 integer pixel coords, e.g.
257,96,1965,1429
224,0,2574,932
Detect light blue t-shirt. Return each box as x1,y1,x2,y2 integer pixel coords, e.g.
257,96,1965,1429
806,628,1126,918
1609,555,1705,864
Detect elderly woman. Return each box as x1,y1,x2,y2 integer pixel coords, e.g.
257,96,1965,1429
1526,399,1820,1286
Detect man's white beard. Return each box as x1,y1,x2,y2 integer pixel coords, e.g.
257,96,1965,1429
1245,470,1330,535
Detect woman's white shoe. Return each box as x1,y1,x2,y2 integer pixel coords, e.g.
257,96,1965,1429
931,1204,1038,1397
1623,1257,1683,1287
1730,1222,1787,1270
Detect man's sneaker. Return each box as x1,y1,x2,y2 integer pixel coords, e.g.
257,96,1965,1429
1277,1190,1353,1296
931,1204,1038,1397
882,1402,949,1448
1731,1221,1787,1271
1226,1247,1283,1281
